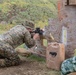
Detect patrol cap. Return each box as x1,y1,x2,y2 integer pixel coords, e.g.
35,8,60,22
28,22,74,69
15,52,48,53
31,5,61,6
22,20,35,30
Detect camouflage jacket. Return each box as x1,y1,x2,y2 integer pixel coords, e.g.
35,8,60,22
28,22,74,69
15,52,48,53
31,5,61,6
0,25,35,48
61,56,76,75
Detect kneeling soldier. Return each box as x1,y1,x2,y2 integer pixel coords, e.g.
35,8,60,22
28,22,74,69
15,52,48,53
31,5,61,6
0,20,35,67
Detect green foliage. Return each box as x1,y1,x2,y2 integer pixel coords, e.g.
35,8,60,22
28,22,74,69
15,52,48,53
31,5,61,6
0,24,15,30
0,30,6,34
0,0,57,28
27,55,45,62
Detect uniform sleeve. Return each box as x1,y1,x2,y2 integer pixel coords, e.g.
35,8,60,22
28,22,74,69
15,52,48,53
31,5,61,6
24,29,35,48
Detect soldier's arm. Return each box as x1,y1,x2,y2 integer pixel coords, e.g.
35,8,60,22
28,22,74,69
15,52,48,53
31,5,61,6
24,30,35,48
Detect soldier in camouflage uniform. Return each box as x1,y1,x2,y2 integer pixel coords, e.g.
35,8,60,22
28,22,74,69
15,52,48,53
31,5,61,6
0,20,35,67
61,56,76,75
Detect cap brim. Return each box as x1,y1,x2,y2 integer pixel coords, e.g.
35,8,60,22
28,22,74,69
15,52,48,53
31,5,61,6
25,26,34,30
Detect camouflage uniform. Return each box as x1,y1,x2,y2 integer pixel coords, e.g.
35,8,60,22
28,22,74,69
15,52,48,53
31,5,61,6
0,21,35,67
61,56,76,75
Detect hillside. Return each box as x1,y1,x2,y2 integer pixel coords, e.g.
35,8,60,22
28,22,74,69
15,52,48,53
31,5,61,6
0,0,57,28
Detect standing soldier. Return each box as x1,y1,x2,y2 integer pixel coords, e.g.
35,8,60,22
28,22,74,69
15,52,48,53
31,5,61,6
0,20,35,67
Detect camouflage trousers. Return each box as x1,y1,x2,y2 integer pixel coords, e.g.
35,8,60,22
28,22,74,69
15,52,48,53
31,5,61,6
61,56,76,75
0,41,20,67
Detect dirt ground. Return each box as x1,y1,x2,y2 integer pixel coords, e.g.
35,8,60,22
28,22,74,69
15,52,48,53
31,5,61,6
0,56,60,75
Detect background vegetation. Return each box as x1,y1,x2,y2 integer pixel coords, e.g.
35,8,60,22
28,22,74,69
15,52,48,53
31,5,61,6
0,0,57,30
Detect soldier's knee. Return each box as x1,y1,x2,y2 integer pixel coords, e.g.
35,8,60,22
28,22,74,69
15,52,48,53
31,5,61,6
5,50,21,66
10,53,21,65
5,56,20,67
12,57,21,66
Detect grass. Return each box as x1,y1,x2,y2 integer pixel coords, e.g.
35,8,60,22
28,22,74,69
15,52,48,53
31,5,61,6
74,49,76,56
0,24,15,30
27,55,46,62
43,39,48,46
0,30,6,34
17,44,25,48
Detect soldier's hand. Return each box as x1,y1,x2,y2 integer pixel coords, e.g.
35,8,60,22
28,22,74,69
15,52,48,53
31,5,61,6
33,33,40,40
16,48,32,57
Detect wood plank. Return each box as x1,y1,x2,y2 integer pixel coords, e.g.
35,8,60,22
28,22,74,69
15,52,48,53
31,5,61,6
69,0,76,5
